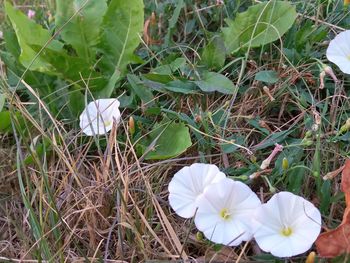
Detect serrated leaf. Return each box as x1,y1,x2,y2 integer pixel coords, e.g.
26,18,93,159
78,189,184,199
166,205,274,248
222,1,297,53
5,1,63,71
99,0,144,75
140,121,192,160
55,0,107,62
195,72,236,94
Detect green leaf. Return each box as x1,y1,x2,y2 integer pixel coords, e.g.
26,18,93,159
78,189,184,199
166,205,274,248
152,57,186,75
255,70,279,84
0,93,5,112
127,74,154,104
0,111,26,133
140,121,192,160
165,80,198,94
195,72,236,94
94,69,121,98
5,1,63,71
31,45,107,90
68,89,85,118
0,111,12,132
142,78,198,94
164,0,185,46
55,0,107,62
222,1,297,53
99,0,144,75
201,36,226,69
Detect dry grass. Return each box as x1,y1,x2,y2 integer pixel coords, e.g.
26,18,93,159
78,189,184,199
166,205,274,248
2,0,350,262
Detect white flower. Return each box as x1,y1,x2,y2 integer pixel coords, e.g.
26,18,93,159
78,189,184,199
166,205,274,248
326,30,350,74
194,178,261,246
168,163,226,219
79,98,121,136
253,192,321,258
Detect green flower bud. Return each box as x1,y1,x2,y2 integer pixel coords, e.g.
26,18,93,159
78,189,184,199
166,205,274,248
196,231,204,241
282,158,289,170
305,130,312,138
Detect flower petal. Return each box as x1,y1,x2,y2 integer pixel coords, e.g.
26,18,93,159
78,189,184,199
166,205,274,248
253,192,321,258
195,179,261,246
79,99,121,136
168,163,226,218
327,30,350,74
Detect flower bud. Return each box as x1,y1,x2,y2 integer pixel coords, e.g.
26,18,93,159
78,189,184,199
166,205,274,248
339,118,350,134
305,130,312,138
250,155,257,163
322,64,339,84
304,140,314,147
282,158,289,170
196,231,204,241
27,9,36,19
306,251,316,263
129,116,135,136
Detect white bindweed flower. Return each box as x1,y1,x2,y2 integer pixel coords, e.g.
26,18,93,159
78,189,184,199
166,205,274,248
253,192,321,258
168,163,226,219
79,98,121,136
326,30,350,74
194,178,261,246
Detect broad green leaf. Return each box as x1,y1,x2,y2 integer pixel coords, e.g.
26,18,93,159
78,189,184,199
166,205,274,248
68,89,85,118
0,111,11,132
195,72,236,94
55,0,107,62
127,74,154,104
142,78,198,94
99,0,144,75
201,36,226,69
140,121,192,160
3,29,21,58
165,80,198,94
255,70,279,84
222,1,297,53
220,136,245,154
5,2,63,71
95,69,121,98
0,111,25,133
31,46,107,90
152,58,186,75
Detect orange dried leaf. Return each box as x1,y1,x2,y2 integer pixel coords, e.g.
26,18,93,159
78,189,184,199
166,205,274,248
316,159,350,258
316,209,350,258
341,159,350,196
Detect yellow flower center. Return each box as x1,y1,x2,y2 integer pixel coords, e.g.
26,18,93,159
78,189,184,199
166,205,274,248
281,227,293,237
348,54,350,60
219,208,231,220
104,120,112,126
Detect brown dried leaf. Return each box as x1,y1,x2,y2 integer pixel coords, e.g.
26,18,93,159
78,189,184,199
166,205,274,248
316,159,350,258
